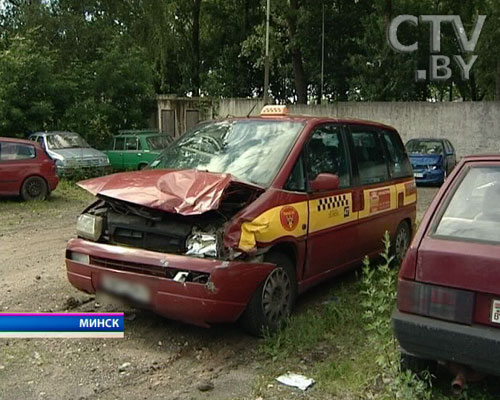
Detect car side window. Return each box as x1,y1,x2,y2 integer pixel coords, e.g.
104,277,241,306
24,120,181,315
137,138,142,151
125,137,138,151
284,155,306,192
382,130,412,179
445,140,454,154
351,128,389,185
305,125,350,188
114,137,125,150
0,142,36,161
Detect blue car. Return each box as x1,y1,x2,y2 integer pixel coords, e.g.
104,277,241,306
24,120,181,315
406,138,456,185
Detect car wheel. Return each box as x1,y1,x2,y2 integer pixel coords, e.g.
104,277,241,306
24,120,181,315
138,163,148,170
240,252,297,336
400,352,437,375
392,221,411,264
21,176,48,201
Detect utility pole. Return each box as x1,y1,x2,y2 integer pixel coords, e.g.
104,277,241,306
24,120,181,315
320,1,325,104
263,0,270,104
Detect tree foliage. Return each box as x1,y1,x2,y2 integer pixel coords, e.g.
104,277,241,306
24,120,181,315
0,0,499,140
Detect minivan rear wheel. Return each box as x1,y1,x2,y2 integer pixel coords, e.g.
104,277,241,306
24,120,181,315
393,221,411,264
240,252,297,336
21,176,48,201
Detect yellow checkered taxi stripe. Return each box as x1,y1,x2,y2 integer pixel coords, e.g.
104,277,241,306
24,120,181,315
238,179,416,251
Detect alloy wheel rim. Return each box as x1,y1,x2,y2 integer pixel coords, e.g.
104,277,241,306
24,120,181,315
261,268,291,324
27,180,42,197
395,228,409,260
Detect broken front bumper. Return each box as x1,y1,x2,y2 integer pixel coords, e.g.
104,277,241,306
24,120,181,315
65,239,274,327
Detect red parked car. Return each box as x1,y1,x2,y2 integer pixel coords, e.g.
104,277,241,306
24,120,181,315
393,154,500,384
66,106,416,335
0,138,59,200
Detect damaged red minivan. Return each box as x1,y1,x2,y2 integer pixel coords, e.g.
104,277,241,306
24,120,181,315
66,106,416,334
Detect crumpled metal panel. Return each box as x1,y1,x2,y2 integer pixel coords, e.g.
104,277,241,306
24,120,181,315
77,169,260,216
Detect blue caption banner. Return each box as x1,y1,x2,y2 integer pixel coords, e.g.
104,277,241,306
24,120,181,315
0,313,124,338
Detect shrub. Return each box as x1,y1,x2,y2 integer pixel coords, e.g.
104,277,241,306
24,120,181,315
361,231,432,399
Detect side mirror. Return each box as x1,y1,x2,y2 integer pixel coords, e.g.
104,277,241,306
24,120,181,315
310,173,339,192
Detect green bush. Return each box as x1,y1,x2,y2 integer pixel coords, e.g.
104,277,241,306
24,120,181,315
361,231,432,399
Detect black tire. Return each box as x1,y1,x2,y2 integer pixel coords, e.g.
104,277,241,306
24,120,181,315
392,221,411,265
21,176,48,201
240,252,297,337
138,163,148,170
400,352,437,375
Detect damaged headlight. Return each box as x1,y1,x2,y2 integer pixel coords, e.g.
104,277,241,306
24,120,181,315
185,231,218,258
76,213,103,241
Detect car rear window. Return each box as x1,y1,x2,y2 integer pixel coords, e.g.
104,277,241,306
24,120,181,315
0,142,36,161
434,166,500,243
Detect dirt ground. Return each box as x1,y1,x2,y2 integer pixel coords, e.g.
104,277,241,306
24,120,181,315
0,186,438,400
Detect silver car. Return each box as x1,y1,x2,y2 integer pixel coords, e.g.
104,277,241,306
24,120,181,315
29,131,110,177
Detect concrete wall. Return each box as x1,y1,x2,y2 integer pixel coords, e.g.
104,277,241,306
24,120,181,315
216,100,500,158
157,95,214,137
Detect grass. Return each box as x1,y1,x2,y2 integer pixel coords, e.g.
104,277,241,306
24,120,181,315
256,276,383,398
256,264,500,400
0,179,93,210
0,179,94,231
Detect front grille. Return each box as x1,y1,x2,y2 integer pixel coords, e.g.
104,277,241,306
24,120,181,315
89,255,210,284
107,211,191,254
90,255,176,278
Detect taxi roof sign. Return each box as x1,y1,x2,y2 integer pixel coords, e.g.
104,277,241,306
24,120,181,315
260,105,289,116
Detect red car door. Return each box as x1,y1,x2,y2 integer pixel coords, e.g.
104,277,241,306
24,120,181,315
348,127,393,257
0,141,37,195
302,124,360,280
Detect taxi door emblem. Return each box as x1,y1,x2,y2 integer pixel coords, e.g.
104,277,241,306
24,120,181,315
280,206,299,231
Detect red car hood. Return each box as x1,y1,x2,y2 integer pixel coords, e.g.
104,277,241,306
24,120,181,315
77,169,262,216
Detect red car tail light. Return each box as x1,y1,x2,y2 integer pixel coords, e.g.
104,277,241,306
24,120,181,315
397,279,474,324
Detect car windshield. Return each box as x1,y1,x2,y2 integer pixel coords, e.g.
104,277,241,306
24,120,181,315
149,120,304,187
434,166,500,244
407,140,443,155
46,133,90,150
146,135,172,150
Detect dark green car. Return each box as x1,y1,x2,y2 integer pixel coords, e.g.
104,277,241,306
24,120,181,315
104,130,173,171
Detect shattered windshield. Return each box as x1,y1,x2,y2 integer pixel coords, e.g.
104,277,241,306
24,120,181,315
150,120,304,186
46,133,90,150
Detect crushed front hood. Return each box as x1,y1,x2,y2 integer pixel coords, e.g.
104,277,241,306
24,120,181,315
77,169,262,216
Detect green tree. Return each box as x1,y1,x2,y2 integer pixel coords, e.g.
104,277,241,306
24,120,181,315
0,34,62,136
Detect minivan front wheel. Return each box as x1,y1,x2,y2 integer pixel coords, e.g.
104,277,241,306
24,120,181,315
393,221,411,264
240,252,296,336
21,176,48,201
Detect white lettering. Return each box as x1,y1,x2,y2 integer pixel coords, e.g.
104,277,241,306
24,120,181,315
454,55,478,80
79,319,89,328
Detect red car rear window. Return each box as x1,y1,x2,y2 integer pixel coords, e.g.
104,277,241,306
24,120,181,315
434,166,500,244
0,142,36,161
